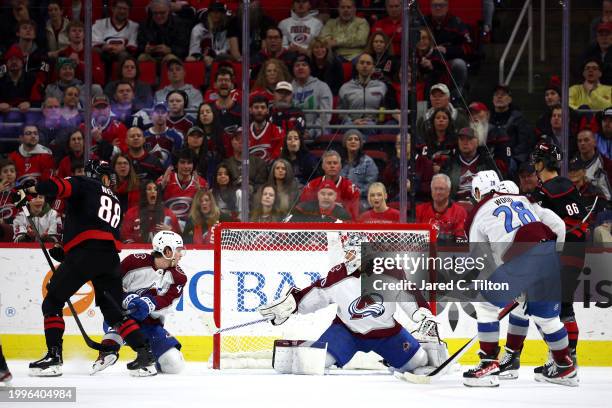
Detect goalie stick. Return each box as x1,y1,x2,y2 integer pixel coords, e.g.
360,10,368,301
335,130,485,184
22,205,117,352
395,301,519,384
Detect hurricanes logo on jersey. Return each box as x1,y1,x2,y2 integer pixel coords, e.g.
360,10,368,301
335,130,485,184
348,293,385,320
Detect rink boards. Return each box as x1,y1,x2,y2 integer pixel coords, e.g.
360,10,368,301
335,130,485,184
0,244,610,366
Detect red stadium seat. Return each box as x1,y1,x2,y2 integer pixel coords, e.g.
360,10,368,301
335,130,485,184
342,62,353,83
418,0,482,26
260,0,292,23
138,61,157,86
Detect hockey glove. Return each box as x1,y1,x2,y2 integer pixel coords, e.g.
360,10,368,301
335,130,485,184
123,294,157,321
259,288,297,326
411,307,441,343
49,245,65,263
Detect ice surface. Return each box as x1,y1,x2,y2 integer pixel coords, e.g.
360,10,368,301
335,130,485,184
2,361,611,408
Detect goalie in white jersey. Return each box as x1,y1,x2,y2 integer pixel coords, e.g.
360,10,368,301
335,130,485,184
462,171,578,387
259,234,447,375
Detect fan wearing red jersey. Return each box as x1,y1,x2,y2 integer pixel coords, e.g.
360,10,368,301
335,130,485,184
357,182,400,223
91,231,187,375
8,125,55,184
249,95,285,164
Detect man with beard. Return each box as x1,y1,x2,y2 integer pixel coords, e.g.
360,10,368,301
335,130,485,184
248,95,285,164
8,124,55,183
126,126,164,181
207,67,241,133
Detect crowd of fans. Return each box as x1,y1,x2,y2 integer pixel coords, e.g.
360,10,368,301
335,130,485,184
0,0,610,245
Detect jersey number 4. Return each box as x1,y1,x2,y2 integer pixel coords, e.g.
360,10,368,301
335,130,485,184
492,201,536,233
98,195,121,228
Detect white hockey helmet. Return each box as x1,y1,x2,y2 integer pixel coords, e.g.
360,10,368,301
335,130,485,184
471,170,501,202
497,180,519,195
152,231,185,260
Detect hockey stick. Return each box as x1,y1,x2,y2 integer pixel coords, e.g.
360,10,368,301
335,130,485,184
22,206,116,352
395,301,519,384
214,317,273,335
566,195,598,234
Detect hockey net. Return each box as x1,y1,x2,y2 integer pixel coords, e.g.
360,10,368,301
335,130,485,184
213,222,435,369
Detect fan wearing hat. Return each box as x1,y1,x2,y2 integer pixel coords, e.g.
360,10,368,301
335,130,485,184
416,83,470,139
567,158,607,218
517,161,538,195
580,22,612,85
569,58,612,110
0,45,41,114
270,81,306,136
144,102,185,168
289,178,351,222
45,58,104,107
87,94,129,155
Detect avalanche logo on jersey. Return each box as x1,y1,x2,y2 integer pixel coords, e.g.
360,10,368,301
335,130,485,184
348,293,385,320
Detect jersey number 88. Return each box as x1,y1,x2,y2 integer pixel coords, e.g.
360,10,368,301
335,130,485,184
98,195,121,228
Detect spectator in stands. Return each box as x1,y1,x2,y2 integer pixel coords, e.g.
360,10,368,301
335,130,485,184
137,0,191,62
0,0,43,53
250,184,283,222
111,81,149,129
357,182,400,223
121,180,181,243
424,0,474,94
573,128,612,200
157,147,208,224
183,188,232,244
270,81,306,136
416,173,467,243
212,163,241,219
45,0,70,58
166,90,195,136
382,133,434,202
56,129,85,178
226,0,276,60
291,54,333,139
370,0,402,54
58,20,105,84
126,126,164,180
517,162,538,195
36,96,72,155
252,58,292,103
8,124,55,184
90,94,128,154
320,0,370,61
593,209,612,244
268,158,300,217
112,153,141,214
280,128,320,186
290,179,352,222
339,129,379,208
92,0,139,78
308,36,344,95
251,27,297,80
9,20,48,74
0,159,18,225
144,102,184,167
155,58,203,111
45,58,103,107
209,67,242,132
365,31,399,84
300,150,360,219
415,28,448,93
570,59,612,110
59,85,82,127
193,102,227,161
416,83,469,143
13,194,62,243
590,0,612,43
221,131,268,194
248,95,285,164
0,46,41,116
581,22,612,85
488,84,534,174
538,104,563,147
104,56,154,111
338,52,396,133
187,1,232,66
535,78,565,139
279,0,324,55
442,127,500,201
597,107,612,158
423,108,456,173
567,157,608,223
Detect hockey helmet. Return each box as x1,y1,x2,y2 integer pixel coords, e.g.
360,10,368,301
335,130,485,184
85,159,114,184
152,230,185,260
497,180,519,195
529,142,562,170
471,170,501,202
341,232,369,255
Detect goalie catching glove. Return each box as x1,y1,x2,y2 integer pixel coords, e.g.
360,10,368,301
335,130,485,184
411,307,442,343
259,288,297,326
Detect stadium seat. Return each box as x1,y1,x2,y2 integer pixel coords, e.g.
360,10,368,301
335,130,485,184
130,0,150,23
418,0,482,26
138,61,157,86
342,62,353,83
455,200,474,214
260,0,292,23
209,61,244,88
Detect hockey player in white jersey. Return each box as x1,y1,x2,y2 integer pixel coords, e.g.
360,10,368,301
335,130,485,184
90,231,187,376
259,233,447,375
462,171,578,387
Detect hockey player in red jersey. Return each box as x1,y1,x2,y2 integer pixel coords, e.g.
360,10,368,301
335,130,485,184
498,143,588,379
462,171,577,387
259,233,447,375
91,231,187,375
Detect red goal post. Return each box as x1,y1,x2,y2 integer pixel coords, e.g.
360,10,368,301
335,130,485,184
213,222,437,369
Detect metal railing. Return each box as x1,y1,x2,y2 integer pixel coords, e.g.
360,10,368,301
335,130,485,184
499,0,534,93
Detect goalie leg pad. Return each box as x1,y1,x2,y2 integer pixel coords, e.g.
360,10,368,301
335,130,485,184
272,340,328,375
396,347,428,373
372,327,421,371
419,341,449,368
317,323,359,368
157,347,185,374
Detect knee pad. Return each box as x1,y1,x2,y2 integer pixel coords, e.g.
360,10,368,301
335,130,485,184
474,302,499,323
157,347,184,374
396,347,428,373
532,315,564,335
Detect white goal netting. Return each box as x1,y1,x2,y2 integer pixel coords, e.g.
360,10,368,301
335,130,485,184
213,223,434,369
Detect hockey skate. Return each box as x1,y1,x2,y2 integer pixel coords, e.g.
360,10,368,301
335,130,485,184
463,351,500,387
90,349,119,375
498,347,521,379
536,356,578,387
0,369,12,388
127,345,157,377
29,347,63,377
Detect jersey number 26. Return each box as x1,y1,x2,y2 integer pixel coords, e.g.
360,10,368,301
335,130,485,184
98,195,121,228
492,201,536,233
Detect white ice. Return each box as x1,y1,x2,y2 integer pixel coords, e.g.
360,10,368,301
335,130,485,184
2,361,611,408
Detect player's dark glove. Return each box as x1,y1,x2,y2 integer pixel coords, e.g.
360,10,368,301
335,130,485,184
11,179,37,208
49,245,65,263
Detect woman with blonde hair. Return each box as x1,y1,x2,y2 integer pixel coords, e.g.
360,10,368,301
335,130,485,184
357,182,400,223
183,188,232,244
267,158,299,217
252,58,292,102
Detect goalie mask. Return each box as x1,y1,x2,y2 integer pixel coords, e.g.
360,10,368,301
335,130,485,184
340,232,369,274
152,230,185,262
471,170,500,202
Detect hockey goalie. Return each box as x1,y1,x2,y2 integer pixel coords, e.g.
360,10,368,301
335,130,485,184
258,233,448,375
